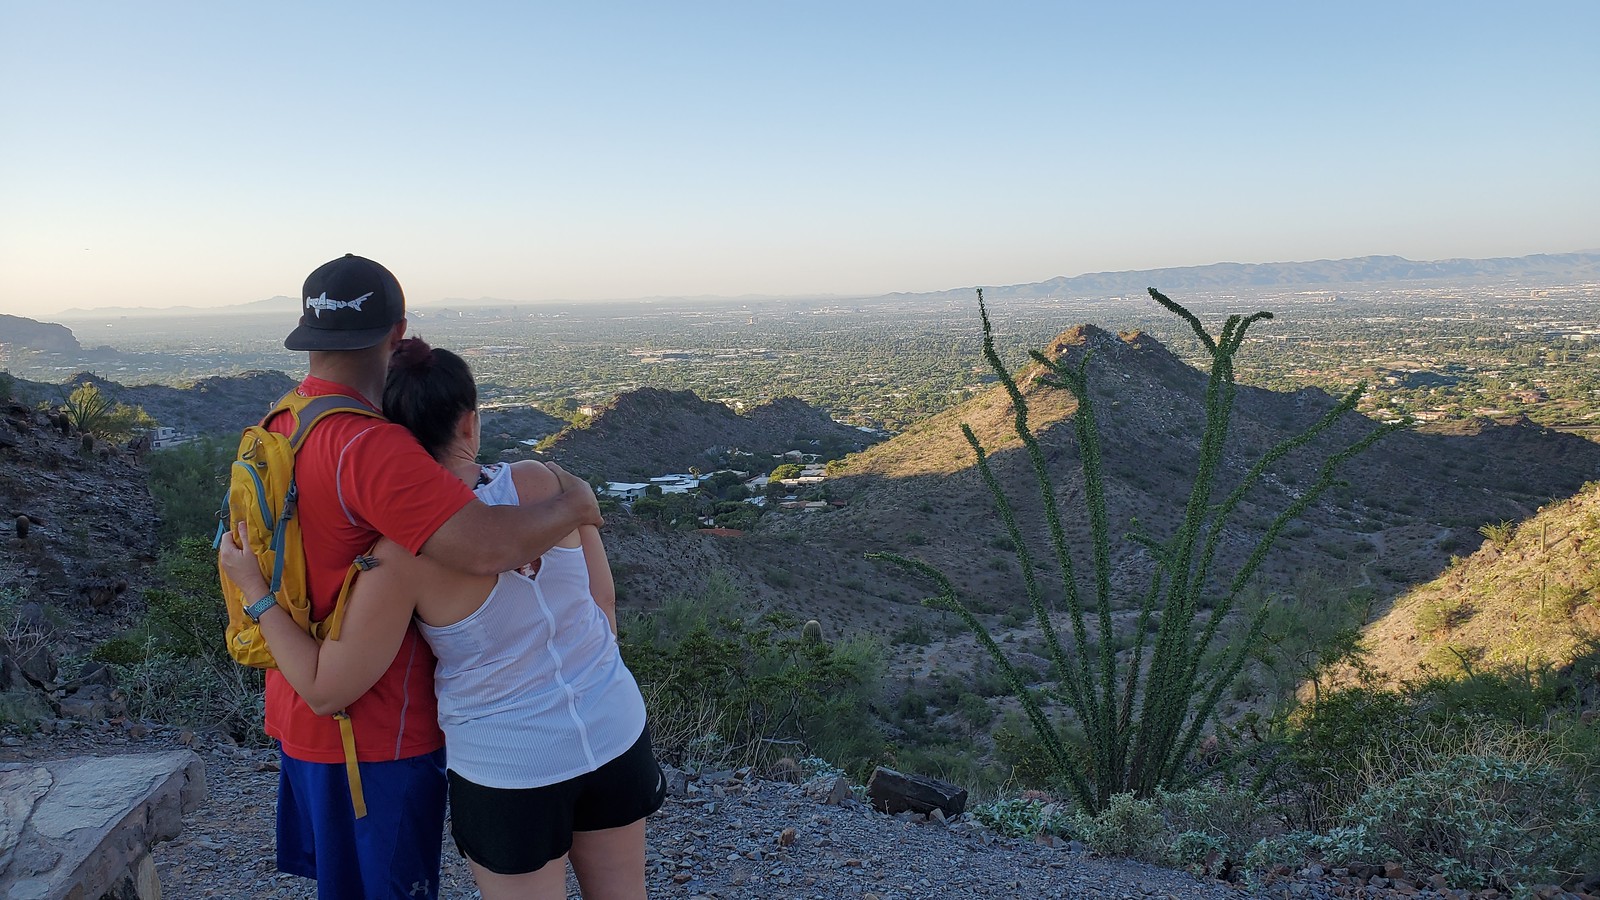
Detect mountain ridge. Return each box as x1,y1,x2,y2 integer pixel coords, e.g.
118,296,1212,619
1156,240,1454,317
31,249,1600,319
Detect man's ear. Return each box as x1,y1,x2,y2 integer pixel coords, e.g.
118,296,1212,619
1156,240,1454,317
390,319,408,348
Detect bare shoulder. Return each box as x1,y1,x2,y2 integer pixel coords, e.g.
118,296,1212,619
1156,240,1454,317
507,460,559,503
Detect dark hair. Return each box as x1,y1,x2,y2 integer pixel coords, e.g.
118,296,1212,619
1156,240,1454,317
383,337,477,459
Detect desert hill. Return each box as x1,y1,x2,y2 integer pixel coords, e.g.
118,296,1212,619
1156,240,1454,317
539,387,882,481
812,324,1600,613
14,371,297,438
1349,482,1600,686
0,314,80,352
478,403,565,446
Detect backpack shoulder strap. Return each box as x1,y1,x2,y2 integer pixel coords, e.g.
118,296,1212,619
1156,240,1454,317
263,390,385,451
320,539,383,643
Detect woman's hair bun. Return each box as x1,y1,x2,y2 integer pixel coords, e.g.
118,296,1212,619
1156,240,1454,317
391,337,434,371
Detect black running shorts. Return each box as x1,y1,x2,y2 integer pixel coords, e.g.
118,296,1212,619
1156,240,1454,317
447,725,666,875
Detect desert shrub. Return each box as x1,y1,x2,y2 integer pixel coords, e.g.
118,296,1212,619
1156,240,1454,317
1278,662,1600,888
1478,520,1516,546
95,538,266,742
1334,754,1600,889
1286,686,1414,824
888,741,996,790
0,372,13,402
1167,830,1228,872
1242,831,1321,872
955,691,995,729
115,643,266,744
969,796,1074,838
1158,783,1278,864
60,382,154,442
620,572,885,775
992,711,1061,787
145,436,233,545
1072,792,1164,860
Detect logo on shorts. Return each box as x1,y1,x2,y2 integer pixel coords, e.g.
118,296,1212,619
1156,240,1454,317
408,879,431,896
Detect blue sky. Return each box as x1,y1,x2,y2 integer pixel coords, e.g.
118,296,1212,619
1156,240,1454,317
1,2,1596,316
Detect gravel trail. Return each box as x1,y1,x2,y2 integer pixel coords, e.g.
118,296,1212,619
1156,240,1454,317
2,722,1250,899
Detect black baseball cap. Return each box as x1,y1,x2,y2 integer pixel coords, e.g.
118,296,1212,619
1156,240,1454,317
283,254,406,351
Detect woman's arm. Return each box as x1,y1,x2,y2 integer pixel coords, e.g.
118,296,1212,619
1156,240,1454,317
578,524,617,633
220,523,418,716
420,462,601,574
507,462,614,629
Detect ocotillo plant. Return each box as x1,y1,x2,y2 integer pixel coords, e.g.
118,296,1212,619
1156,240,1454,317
872,288,1400,813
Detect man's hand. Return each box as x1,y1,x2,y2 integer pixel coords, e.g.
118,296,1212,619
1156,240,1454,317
547,462,603,528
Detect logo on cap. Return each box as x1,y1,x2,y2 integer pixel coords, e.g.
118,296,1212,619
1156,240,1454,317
304,291,374,317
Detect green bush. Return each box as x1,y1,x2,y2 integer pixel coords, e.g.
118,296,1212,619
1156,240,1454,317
1336,754,1600,889
969,797,1074,838
620,572,885,775
1279,663,1600,888
93,537,266,742
113,644,265,744
1286,686,1414,823
146,437,233,545
60,382,154,442
1072,792,1164,860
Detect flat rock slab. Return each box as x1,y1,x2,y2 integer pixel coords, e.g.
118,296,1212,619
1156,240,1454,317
0,750,205,900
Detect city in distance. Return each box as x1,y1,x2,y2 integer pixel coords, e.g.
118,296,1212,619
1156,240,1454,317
5,251,1600,438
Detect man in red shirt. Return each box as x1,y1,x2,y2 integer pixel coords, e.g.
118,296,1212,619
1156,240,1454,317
263,254,601,899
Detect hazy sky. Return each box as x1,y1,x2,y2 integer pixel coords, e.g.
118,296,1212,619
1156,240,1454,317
2,2,1596,317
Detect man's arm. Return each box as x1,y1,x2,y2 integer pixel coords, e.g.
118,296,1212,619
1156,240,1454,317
419,463,602,575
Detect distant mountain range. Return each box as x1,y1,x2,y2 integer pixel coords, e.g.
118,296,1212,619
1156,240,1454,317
39,249,1600,318
888,250,1600,302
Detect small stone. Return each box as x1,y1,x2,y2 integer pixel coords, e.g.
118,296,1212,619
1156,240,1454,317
672,872,693,884
778,827,797,846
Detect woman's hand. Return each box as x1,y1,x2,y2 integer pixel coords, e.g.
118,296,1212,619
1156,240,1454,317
219,522,272,599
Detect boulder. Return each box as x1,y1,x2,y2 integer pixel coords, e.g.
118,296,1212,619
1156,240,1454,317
0,750,205,900
865,766,967,817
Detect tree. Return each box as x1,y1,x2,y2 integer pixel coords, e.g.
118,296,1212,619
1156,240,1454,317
872,288,1401,813
770,463,802,481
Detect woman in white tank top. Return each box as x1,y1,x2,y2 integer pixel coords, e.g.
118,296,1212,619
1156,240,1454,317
221,338,661,900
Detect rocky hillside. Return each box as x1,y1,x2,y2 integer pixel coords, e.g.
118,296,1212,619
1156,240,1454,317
817,324,1600,609
1349,482,1600,686
0,315,79,352
18,371,297,437
0,399,160,720
540,388,882,481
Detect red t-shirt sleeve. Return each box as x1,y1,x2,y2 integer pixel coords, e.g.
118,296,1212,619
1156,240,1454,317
335,422,476,555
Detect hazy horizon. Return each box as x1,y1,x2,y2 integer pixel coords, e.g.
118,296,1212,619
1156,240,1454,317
2,3,1596,318
9,245,1591,322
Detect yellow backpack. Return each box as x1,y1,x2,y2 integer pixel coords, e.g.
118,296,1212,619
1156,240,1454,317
213,390,384,816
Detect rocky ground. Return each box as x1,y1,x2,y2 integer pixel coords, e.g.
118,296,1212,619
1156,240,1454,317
0,720,1255,900
9,719,1594,900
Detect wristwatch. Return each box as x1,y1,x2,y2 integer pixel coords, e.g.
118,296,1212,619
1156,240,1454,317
244,593,279,623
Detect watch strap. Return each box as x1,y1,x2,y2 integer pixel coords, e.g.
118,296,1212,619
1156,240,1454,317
245,593,279,623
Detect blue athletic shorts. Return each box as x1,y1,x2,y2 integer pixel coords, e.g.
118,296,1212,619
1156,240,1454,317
276,745,447,900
